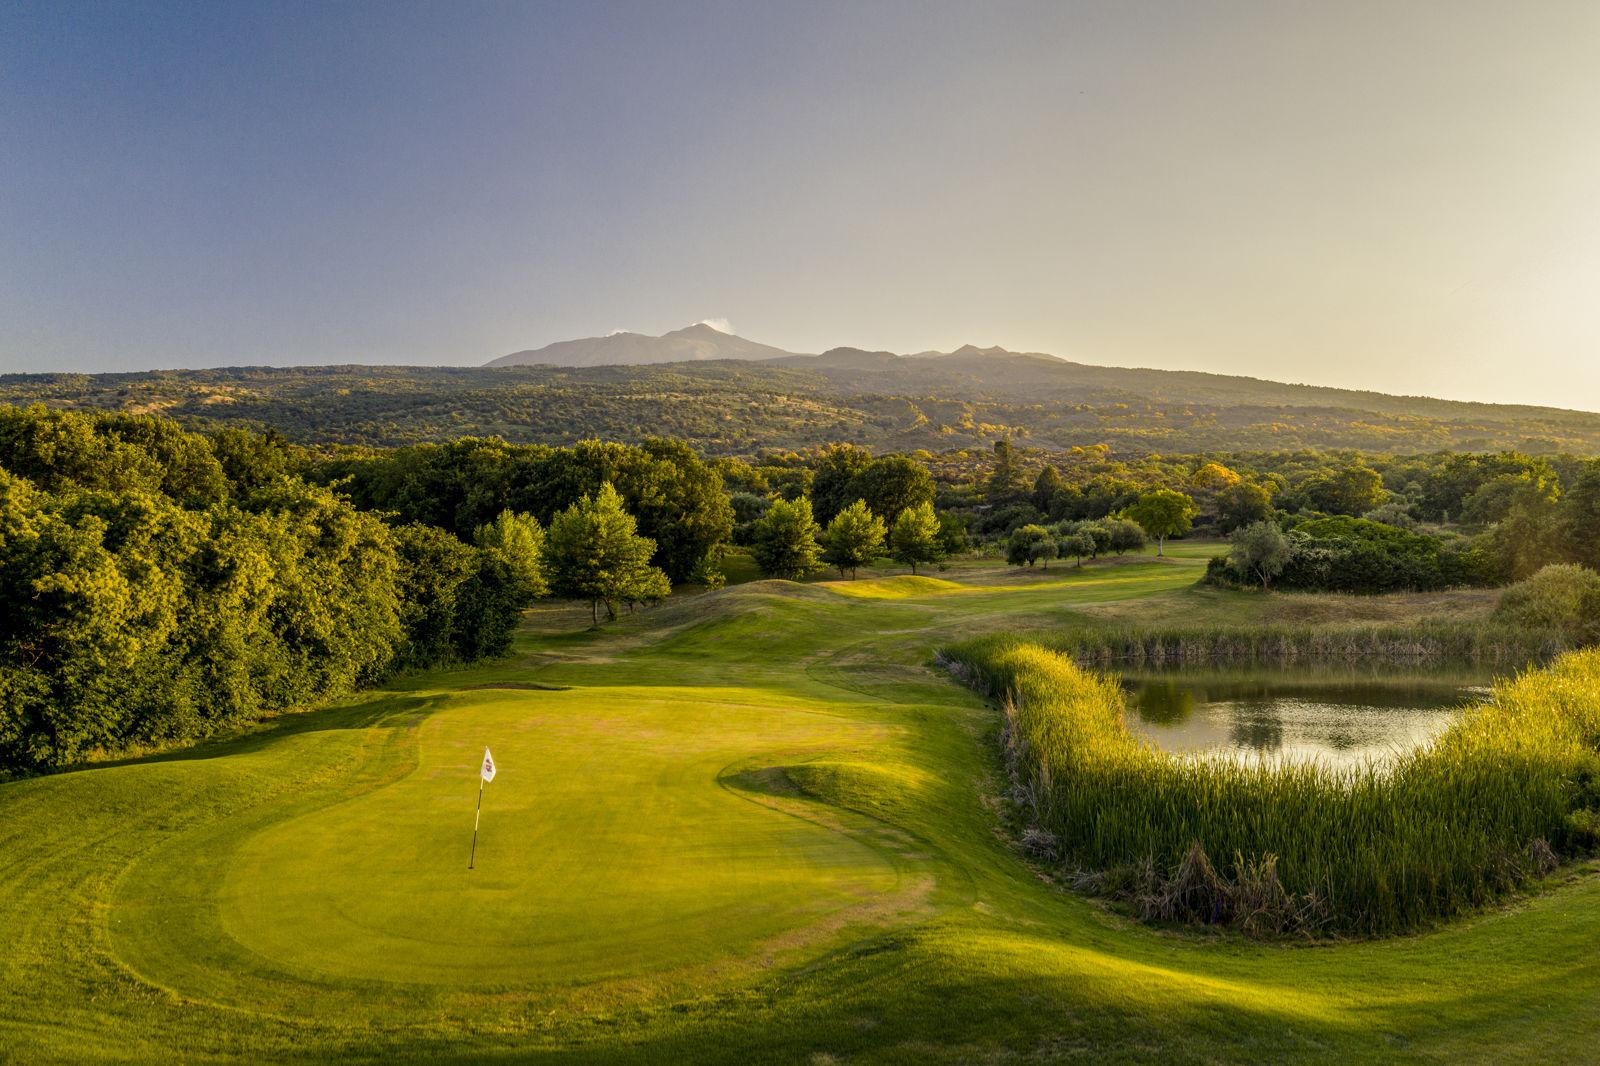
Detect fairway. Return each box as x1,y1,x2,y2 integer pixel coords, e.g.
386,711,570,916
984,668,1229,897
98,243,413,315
4,554,1599,1063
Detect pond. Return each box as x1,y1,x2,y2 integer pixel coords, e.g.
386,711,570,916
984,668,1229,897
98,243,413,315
1120,668,1492,768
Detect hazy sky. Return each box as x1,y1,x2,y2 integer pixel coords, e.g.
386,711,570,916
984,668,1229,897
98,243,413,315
4,1,1598,409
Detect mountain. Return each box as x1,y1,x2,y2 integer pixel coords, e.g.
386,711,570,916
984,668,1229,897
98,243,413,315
487,323,804,367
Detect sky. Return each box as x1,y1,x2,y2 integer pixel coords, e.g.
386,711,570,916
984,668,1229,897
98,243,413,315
3,1,1599,409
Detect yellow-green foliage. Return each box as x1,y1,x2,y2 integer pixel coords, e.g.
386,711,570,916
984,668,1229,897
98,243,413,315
944,637,1600,935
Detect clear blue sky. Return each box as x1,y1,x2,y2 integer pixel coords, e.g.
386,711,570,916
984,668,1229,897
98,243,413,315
3,1,1598,409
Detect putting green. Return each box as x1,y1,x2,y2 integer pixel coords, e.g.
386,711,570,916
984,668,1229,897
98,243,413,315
112,687,910,991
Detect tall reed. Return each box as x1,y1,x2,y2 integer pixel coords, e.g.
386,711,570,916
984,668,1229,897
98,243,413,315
1036,621,1564,669
942,635,1600,935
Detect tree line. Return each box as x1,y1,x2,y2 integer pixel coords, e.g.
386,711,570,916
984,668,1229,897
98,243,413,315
0,409,537,770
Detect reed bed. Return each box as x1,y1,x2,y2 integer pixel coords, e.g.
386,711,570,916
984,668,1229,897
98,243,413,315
1036,620,1565,670
941,635,1600,936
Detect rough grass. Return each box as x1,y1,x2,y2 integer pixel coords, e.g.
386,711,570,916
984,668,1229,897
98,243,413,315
941,637,1600,936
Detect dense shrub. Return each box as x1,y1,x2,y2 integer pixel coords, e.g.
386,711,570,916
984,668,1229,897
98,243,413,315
1207,516,1499,593
1494,564,1600,646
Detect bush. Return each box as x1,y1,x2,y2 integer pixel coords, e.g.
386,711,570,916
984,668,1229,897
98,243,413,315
1494,564,1600,646
1006,524,1051,567
1206,515,1500,594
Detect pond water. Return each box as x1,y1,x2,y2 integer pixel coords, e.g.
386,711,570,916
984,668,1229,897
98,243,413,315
1120,668,1492,768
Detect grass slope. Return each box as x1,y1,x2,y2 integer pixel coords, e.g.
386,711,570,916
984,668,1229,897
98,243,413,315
3,553,1598,1062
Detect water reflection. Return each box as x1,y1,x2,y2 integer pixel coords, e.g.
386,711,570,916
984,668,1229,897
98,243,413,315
1120,668,1488,768
1131,682,1193,725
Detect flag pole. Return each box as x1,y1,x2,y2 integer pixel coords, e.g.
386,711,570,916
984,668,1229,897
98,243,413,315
469,776,484,870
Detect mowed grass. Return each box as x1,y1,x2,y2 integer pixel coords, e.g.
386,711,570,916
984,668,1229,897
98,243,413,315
117,688,905,993
3,553,1599,1062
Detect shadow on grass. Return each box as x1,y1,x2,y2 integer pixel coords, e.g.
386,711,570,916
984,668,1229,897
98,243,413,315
29,692,443,779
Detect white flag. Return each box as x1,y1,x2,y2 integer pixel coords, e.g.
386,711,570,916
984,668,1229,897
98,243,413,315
480,746,496,783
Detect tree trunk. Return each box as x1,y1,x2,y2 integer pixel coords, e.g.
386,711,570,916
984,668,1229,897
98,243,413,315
1157,535,1165,556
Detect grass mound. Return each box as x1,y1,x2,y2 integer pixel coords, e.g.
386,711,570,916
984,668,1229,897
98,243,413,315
824,575,965,599
942,636,1600,936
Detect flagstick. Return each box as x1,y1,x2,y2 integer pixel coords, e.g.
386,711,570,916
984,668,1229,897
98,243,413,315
469,776,484,870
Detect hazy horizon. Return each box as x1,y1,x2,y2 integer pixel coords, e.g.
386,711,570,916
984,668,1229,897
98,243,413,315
4,1,1598,410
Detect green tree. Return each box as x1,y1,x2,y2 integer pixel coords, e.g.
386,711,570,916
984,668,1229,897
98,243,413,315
1557,463,1600,571
473,509,548,600
1031,537,1059,569
1032,465,1063,513
1104,518,1148,554
987,437,1024,500
1229,521,1293,590
1074,520,1112,558
1215,481,1274,534
1491,482,1563,580
393,523,484,665
820,499,886,578
887,500,943,575
1124,489,1198,556
209,426,301,492
1007,524,1051,567
1303,465,1387,516
852,455,935,524
543,483,668,624
810,444,875,525
619,562,672,612
936,510,970,556
749,496,824,580
1057,531,1094,567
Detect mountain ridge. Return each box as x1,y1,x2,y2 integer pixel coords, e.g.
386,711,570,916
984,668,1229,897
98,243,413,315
487,325,1593,421
487,323,806,367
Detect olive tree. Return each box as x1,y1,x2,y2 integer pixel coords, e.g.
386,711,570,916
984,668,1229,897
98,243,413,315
1228,520,1293,590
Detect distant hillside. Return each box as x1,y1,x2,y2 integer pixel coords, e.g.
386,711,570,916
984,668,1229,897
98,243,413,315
487,323,803,367
5,337,1599,456
777,345,1586,423
6,352,1593,457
